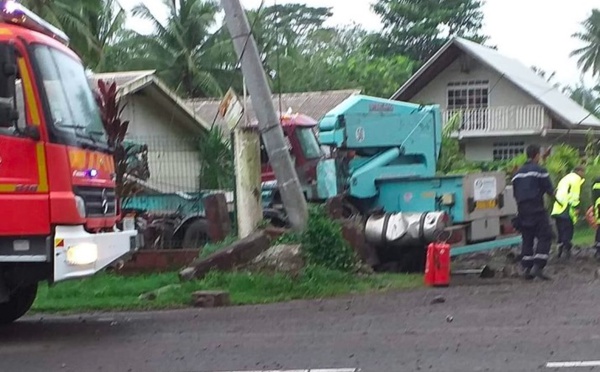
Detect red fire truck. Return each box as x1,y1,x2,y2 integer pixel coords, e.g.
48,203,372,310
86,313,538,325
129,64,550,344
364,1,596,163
0,1,138,324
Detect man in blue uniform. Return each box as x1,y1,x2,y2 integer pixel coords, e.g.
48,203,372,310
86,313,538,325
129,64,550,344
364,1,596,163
511,144,555,280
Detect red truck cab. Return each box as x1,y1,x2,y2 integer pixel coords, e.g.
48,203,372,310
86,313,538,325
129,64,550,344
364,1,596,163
0,1,137,324
258,112,324,201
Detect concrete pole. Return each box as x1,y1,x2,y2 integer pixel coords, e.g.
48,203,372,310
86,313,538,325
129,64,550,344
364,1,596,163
221,0,308,231
229,77,261,239
232,126,262,238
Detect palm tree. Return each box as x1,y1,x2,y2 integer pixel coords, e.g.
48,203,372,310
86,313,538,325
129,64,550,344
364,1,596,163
76,0,129,72
21,0,129,71
571,9,600,77
21,0,100,52
128,0,229,98
568,83,600,117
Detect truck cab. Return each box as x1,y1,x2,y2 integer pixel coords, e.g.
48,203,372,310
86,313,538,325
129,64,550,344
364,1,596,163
0,2,137,324
259,112,324,203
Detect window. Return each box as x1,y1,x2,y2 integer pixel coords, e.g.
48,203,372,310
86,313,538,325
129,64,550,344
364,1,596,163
296,127,322,159
447,80,490,130
0,58,28,137
493,141,525,161
33,45,106,141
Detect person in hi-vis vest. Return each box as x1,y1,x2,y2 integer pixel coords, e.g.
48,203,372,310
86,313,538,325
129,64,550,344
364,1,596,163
592,178,600,260
551,166,586,259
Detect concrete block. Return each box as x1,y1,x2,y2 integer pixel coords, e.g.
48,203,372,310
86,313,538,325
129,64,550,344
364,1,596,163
179,231,270,281
192,290,231,308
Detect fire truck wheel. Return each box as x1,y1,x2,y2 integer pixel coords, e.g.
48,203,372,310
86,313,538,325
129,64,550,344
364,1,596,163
0,283,38,325
182,219,209,249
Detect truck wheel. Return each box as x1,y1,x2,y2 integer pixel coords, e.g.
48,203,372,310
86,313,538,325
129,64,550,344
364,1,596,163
182,220,209,249
0,284,38,325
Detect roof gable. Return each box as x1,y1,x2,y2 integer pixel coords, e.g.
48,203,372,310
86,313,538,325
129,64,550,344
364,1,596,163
88,70,210,133
391,37,600,127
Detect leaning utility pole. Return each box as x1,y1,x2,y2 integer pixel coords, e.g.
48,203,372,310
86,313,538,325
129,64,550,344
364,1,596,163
221,0,308,231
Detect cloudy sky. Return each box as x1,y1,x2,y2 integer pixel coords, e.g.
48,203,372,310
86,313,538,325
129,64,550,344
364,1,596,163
122,0,600,87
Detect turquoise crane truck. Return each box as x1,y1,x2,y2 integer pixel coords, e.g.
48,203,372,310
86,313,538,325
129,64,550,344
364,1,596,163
315,95,521,269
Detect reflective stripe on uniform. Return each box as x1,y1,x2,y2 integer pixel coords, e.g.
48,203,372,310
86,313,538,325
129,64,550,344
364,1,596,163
511,171,550,183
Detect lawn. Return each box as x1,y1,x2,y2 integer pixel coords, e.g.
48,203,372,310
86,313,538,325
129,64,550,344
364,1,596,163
31,268,422,314
574,227,596,247
30,228,596,315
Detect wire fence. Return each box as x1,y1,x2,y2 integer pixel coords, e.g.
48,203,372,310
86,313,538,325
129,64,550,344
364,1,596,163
124,135,233,194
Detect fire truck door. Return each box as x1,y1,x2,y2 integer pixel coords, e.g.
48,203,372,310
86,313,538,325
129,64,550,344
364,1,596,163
0,50,50,236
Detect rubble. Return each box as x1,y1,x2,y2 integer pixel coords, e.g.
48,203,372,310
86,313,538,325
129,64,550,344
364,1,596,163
179,231,271,281
247,244,304,275
192,291,231,308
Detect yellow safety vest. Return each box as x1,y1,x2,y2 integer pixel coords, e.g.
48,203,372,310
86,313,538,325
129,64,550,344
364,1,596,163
594,181,600,223
551,172,585,222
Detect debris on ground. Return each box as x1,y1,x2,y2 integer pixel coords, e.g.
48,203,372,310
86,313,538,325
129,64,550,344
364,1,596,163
138,284,181,301
179,231,271,281
192,290,231,308
430,295,446,305
246,244,304,275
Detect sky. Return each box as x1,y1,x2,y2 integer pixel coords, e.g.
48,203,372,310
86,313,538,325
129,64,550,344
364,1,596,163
122,0,600,87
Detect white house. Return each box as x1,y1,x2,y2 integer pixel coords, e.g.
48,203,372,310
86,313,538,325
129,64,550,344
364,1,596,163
391,37,600,162
89,70,210,193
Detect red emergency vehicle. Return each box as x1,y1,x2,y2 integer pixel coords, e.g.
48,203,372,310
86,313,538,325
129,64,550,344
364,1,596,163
0,1,138,324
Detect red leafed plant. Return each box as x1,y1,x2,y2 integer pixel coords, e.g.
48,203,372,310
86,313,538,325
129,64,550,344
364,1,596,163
94,79,148,200
95,79,129,148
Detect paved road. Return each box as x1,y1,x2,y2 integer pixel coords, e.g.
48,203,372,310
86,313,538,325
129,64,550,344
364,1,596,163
2,274,600,372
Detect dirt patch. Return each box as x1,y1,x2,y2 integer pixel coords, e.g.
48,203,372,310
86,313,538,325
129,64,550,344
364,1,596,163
451,244,600,286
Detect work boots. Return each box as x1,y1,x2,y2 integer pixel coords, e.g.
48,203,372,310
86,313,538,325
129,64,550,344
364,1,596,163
557,244,571,260
531,265,552,281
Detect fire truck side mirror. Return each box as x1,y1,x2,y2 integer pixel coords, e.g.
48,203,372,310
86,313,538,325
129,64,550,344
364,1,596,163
0,43,17,128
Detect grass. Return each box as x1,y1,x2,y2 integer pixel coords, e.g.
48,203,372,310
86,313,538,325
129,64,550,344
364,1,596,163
31,268,422,314
200,235,238,258
574,227,596,247
30,228,594,315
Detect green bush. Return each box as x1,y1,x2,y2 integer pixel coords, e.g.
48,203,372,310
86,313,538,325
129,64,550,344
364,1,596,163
300,206,357,272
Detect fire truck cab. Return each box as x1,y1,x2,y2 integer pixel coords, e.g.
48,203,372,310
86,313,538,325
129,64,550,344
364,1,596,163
0,1,138,324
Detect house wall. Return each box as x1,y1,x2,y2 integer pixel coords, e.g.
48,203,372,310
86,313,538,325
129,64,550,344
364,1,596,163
412,57,536,108
462,136,539,162
121,94,202,193
461,135,587,162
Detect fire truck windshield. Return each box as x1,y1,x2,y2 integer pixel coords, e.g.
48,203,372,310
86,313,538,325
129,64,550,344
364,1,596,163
33,44,107,145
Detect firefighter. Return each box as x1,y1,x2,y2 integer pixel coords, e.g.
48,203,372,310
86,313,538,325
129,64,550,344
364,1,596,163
551,166,586,260
592,177,600,260
511,144,555,280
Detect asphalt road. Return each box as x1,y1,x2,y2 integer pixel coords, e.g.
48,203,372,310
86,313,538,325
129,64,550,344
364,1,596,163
2,273,600,372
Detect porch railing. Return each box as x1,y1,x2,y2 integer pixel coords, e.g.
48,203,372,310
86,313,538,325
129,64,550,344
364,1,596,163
442,105,546,133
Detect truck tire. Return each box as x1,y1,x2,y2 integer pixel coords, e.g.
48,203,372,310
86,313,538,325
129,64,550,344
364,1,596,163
182,219,209,249
0,284,37,325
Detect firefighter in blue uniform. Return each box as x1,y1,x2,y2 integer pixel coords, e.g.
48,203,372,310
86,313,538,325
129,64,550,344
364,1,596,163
511,144,555,280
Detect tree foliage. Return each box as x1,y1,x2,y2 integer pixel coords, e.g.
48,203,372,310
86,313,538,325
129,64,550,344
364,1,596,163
9,0,497,102
571,9,600,77
124,0,228,98
371,0,488,63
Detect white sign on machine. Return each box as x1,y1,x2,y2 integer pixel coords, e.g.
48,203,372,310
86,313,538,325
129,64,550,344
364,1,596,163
473,177,497,210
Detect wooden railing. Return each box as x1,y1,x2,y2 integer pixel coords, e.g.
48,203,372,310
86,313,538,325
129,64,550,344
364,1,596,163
442,105,546,133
